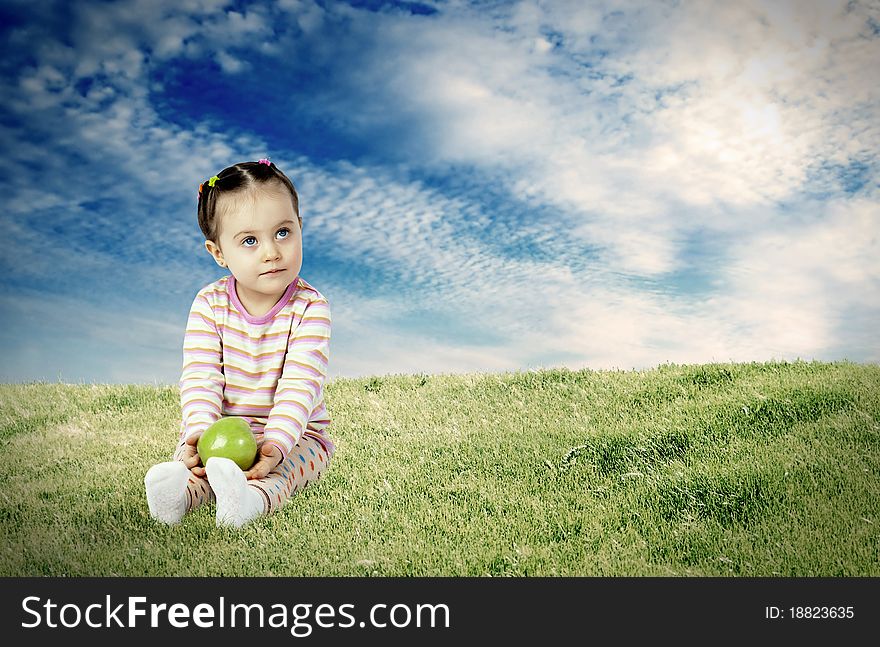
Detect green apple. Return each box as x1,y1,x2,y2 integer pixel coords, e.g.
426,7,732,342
197,417,258,470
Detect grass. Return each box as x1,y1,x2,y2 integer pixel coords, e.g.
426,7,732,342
0,360,878,576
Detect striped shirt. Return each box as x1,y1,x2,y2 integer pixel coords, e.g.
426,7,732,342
179,274,333,458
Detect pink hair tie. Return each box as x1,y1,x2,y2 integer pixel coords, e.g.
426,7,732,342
258,158,271,166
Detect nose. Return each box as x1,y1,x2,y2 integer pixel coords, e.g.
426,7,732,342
262,240,281,262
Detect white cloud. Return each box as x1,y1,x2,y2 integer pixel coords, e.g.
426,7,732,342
531,195,880,370
330,0,880,274
710,197,880,359
326,287,520,378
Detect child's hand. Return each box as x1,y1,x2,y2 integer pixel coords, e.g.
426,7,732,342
244,443,283,480
180,432,206,478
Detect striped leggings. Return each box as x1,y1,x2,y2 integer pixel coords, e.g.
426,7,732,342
172,431,333,514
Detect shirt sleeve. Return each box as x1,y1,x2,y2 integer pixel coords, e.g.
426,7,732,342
262,296,331,458
179,291,225,440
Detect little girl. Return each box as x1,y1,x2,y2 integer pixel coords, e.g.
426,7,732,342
144,159,334,528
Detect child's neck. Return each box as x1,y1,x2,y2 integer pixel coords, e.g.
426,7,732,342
233,281,288,319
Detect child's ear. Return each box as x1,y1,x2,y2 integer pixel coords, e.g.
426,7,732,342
204,240,226,268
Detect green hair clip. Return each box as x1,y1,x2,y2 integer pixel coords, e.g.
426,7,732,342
208,175,219,187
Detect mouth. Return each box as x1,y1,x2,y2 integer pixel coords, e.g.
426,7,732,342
261,268,285,276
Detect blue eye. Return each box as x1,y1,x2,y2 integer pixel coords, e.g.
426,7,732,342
277,228,290,239
242,236,257,247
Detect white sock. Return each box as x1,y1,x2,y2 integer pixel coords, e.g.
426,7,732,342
144,461,190,525
205,457,265,528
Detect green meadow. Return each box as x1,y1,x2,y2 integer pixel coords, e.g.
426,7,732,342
1,360,878,576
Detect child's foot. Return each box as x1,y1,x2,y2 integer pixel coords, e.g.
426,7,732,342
205,457,264,528
144,461,190,525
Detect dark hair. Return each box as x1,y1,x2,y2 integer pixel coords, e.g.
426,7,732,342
197,160,300,242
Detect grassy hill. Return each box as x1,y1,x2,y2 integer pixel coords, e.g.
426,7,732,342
0,360,878,576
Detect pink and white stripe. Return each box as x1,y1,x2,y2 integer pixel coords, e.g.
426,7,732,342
178,275,334,457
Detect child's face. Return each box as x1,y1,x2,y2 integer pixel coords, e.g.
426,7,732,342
205,187,303,309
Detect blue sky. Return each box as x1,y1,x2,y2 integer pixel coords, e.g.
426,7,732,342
0,0,878,384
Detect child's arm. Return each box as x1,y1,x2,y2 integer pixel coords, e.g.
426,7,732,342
245,296,331,479
179,291,226,474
